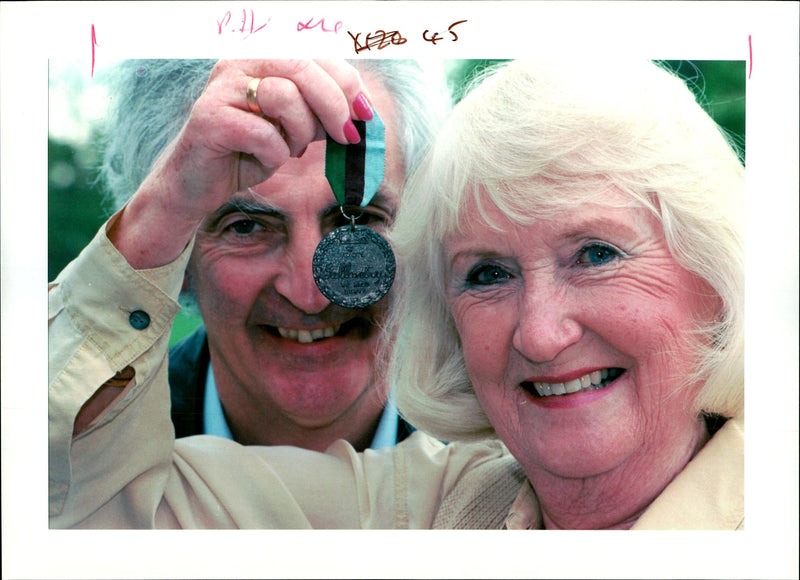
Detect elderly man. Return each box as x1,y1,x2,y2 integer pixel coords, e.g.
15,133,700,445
59,59,449,453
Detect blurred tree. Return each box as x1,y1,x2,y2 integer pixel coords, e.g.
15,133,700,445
446,59,510,103
661,60,746,162
48,137,107,282
446,60,745,161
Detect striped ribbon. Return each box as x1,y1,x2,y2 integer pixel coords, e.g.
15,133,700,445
325,112,386,208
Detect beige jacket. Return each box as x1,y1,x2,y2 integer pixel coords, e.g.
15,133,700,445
48,221,744,530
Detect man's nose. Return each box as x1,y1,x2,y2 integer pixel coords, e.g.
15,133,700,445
512,282,583,363
274,228,331,315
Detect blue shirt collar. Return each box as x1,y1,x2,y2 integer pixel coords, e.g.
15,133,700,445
203,364,399,449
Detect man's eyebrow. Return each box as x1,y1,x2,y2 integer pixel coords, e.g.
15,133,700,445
319,190,397,220
203,198,286,230
369,191,397,217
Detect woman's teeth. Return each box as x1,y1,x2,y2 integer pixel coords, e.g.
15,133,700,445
277,325,341,343
529,368,623,397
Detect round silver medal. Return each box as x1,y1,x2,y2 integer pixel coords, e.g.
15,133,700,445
313,225,396,309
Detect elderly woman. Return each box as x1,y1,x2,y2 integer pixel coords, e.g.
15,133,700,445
388,59,744,529
49,60,743,530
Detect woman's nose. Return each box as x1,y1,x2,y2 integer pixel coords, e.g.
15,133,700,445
512,284,583,363
273,228,331,315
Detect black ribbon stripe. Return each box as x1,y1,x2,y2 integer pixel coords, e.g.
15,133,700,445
343,121,367,207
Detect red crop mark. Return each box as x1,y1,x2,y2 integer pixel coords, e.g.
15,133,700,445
91,24,98,78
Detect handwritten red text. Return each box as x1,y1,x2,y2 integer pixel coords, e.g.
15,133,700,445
217,9,270,38
297,17,342,34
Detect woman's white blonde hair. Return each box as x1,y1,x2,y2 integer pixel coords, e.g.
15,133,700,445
387,60,744,442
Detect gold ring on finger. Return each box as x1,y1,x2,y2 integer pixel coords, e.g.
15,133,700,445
246,77,263,115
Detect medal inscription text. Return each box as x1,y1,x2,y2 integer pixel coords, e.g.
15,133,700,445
312,226,396,308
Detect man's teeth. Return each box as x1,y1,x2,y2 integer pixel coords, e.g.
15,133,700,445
531,369,619,398
277,325,341,343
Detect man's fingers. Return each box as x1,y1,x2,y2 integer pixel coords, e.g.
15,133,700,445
233,59,370,143
165,59,372,202
247,76,319,157
216,107,292,174
314,59,374,119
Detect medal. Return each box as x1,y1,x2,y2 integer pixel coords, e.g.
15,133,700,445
313,114,396,308
312,218,396,309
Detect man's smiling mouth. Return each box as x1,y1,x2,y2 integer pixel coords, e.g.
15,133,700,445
262,319,374,343
277,325,341,343
522,368,625,398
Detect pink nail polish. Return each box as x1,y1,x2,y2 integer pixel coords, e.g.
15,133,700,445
353,93,374,121
344,119,361,144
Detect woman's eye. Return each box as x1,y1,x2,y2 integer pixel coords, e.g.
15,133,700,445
467,264,511,286
576,243,622,266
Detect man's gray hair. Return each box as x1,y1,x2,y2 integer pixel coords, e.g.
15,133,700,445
98,59,452,212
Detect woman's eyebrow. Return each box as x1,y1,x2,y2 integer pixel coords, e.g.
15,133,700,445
446,249,505,269
558,217,639,242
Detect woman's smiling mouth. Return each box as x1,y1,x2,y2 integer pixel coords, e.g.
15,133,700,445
522,368,625,398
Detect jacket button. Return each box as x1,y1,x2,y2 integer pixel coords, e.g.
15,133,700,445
129,310,150,330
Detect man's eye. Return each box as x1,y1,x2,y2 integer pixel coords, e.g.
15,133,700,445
360,212,389,226
466,264,511,286
576,243,622,266
332,210,390,231
224,219,262,235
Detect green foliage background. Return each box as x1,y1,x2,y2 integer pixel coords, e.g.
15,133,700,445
49,60,745,345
